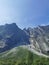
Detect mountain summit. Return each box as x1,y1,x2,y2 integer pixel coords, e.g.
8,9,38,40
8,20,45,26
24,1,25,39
0,23,29,52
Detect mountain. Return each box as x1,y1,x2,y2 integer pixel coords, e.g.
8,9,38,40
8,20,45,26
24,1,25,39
0,23,49,55
0,23,49,65
0,23,29,52
24,25,49,54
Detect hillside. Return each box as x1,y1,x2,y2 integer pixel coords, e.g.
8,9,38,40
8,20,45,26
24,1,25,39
0,47,49,65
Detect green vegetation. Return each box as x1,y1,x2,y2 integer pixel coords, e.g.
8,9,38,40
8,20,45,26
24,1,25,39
0,47,49,65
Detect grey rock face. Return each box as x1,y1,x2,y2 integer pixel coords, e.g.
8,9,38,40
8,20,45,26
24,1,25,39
24,25,49,54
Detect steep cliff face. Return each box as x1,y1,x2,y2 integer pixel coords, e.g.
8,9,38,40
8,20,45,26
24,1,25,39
24,25,49,54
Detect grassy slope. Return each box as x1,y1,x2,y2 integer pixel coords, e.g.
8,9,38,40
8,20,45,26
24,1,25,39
0,47,49,65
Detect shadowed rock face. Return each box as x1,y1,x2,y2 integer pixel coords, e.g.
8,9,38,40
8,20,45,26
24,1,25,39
0,23,29,52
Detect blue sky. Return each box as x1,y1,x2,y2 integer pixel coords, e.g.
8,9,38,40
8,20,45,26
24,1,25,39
0,0,49,28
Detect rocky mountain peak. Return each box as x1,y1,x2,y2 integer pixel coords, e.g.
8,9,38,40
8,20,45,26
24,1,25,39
0,23,29,52
0,23,49,55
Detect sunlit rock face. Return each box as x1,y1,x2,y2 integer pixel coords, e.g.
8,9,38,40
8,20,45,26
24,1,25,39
24,25,49,54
